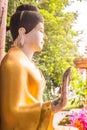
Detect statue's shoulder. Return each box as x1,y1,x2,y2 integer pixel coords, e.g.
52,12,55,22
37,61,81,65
0,47,27,69
0,47,38,76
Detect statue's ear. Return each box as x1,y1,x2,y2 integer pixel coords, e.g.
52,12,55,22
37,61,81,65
18,27,26,36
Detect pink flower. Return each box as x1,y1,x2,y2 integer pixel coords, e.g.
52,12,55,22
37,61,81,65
68,108,87,130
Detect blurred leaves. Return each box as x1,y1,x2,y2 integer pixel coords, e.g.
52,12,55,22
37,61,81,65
6,0,85,103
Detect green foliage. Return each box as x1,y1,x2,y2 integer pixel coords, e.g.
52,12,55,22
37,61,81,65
58,115,71,125
34,0,80,100
69,68,87,108
7,0,85,103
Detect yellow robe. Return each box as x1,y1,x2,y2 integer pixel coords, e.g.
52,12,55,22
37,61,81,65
0,47,53,130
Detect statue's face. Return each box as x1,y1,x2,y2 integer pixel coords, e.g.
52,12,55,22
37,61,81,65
24,22,45,52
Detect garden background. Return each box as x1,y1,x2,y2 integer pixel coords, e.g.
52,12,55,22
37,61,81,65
1,0,87,110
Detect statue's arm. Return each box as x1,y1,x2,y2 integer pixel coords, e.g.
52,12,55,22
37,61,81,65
51,67,71,113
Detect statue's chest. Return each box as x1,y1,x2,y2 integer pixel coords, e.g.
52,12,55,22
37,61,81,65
27,62,45,100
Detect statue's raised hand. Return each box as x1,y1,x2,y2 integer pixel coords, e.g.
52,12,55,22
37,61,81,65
51,67,71,113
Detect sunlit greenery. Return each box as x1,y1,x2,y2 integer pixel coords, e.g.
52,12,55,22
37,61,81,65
6,0,86,107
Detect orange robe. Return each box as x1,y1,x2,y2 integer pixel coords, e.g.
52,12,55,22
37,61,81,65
0,47,53,130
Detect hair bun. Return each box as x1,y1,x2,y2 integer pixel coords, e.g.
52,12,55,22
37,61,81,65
16,3,39,12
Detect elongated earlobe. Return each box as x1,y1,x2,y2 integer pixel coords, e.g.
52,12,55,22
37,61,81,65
18,27,26,47
20,36,24,47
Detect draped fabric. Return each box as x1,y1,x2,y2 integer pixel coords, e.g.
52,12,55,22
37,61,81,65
0,47,53,130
